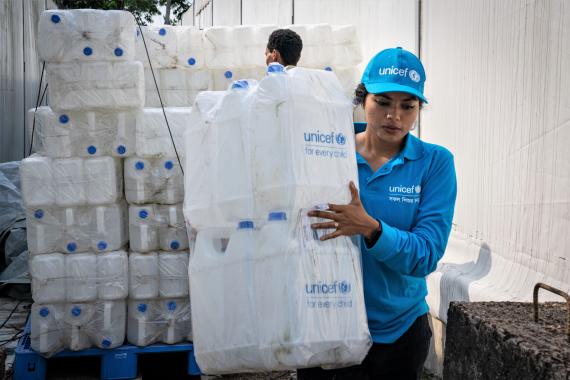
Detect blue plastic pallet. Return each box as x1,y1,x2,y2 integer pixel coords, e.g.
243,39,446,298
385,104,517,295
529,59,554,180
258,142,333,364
13,319,201,380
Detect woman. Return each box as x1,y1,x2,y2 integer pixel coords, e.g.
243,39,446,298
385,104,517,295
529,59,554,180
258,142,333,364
298,47,457,379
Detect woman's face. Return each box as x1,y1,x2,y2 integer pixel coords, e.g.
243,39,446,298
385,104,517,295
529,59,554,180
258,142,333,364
364,91,420,144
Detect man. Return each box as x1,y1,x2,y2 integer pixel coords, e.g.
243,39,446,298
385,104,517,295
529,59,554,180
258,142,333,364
265,29,303,69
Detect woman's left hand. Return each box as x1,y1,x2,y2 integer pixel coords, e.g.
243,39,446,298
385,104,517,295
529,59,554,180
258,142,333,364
308,181,380,241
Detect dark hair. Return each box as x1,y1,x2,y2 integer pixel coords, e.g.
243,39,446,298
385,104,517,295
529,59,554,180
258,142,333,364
354,83,424,108
267,29,303,66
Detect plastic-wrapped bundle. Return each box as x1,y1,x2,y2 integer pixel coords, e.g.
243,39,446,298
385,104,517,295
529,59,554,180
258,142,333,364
136,26,178,68
27,107,137,158
144,68,211,107
26,201,128,255
62,300,127,351
287,24,333,68
30,253,66,303
211,67,265,91
38,9,136,63
31,303,65,355
204,25,277,69
177,27,206,69
124,156,184,204
97,250,129,300
330,25,363,67
129,203,189,252
189,210,371,373
135,107,192,158
129,252,159,300
127,297,192,346
20,155,55,207
184,66,357,228
46,61,144,111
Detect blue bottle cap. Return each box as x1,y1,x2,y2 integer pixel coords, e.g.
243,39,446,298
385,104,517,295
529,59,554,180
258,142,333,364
164,160,174,170
231,80,249,90
268,211,287,221
324,67,333,71
101,338,111,348
267,63,285,73
87,145,97,155
39,307,50,317
34,209,44,219
83,47,93,56
71,306,81,317
159,28,166,36
139,209,148,219
137,303,147,313
238,220,254,230
97,241,108,251
59,114,69,124
135,161,144,170
187,57,196,66
167,301,177,311
51,14,61,24
67,242,77,252
114,47,123,57
116,145,126,155
136,29,140,37
224,70,233,79
170,240,180,250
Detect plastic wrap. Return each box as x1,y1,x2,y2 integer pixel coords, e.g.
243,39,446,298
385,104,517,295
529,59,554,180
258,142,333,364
30,250,128,304
144,68,211,107
287,24,333,68
124,156,184,205
127,297,192,346
21,155,123,208
46,61,144,111
329,67,361,99
136,26,178,68
189,210,370,373
26,107,137,158
204,25,277,69
26,201,128,255
184,66,357,229
211,67,265,91
128,251,189,300
135,108,192,158
38,9,137,63
177,27,206,69
129,203,188,252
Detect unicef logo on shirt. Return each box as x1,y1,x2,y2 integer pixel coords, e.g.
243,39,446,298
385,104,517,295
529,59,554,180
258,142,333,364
339,281,351,294
409,70,421,83
336,133,346,145
415,185,421,194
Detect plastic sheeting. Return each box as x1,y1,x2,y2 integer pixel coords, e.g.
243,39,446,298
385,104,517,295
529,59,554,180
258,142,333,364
0,161,28,283
422,0,570,322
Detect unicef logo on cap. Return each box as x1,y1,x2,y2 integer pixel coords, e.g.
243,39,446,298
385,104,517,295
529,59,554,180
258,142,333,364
409,70,421,83
415,185,422,194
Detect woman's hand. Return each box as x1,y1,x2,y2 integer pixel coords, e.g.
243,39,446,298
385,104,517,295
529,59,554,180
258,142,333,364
308,181,380,241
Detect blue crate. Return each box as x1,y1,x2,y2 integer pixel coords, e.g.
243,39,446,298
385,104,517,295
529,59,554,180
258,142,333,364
13,319,201,380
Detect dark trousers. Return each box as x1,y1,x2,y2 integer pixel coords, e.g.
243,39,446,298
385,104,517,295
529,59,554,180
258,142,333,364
297,313,432,380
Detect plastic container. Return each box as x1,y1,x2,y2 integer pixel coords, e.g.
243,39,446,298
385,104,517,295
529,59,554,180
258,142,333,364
158,204,189,251
20,156,55,207
159,298,192,344
63,303,94,351
91,300,127,349
129,205,160,252
30,303,65,354
97,250,129,300
60,207,90,254
91,201,128,252
26,207,63,254
128,252,159,299
158,251,190,298
29,253,66,303
127,299,159,346
53,158,86,207
65,253,97,302
84,157,122,205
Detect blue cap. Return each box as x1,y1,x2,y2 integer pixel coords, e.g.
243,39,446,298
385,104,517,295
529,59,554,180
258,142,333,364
167,301,177,311
87,145,97,155
71,306,82,317
267,63,285,73
114,47,124,57
59,114,69,124
187,57,196,66
116,145,126,155
34,209,44,219
170,240,180,250
137,303,147,313
139,209,148,219
97,241,108,251
238,220,254,229
39,307,50,317
164,160,174,170
324,66,333,71
51,14,61,24
135,161,145,170
268,211,287,221
224,70,233,79
230,80,249,90
361,47,427,103
101,338,111,348
83,47,93,56
67,242,77,252
159,28,167,36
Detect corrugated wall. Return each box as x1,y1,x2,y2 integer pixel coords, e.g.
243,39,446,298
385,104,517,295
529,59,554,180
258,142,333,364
0,0,53,163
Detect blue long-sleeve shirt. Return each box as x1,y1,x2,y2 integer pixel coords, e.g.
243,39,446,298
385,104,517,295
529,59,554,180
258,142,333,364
357,132,457,343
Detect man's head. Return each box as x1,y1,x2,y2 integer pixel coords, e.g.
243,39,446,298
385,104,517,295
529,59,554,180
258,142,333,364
265,29,303,67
